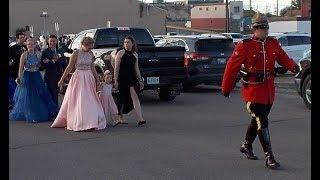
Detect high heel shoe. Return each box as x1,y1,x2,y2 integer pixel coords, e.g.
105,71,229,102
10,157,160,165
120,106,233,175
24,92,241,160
138,121,146,126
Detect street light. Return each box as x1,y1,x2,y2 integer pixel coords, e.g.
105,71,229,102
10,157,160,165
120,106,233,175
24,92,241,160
40,11,49,37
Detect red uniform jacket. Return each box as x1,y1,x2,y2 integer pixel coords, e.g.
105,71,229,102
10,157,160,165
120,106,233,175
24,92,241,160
222,36,298,104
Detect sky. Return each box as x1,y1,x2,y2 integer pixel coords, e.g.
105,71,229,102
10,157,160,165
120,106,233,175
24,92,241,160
143,0,293,15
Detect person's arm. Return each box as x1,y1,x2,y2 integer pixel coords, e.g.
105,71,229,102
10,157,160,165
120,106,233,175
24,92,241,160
90,51,99,82
113,50,125,86
56,49,67,68
275,41,299,73
58,51,77,87
133,52,143,89
16,52,27,85
40,49,54,69
221,41,246,97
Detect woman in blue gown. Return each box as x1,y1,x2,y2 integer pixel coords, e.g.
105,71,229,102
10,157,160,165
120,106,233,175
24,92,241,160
9,38,58,123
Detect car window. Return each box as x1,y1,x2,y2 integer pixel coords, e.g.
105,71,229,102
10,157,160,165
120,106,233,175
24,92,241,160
70,33,85,50
95,28,154,47
176,40,186,47
195,39,234,52
287,36,303,46
278,36,288,46
85,32,95,38
155,38,167,46
231,34,243,38
95,29,119,47
300,36,311,44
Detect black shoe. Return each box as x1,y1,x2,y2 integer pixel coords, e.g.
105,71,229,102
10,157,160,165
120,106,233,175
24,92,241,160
265,154,280,169
240,142,258,160
138,121,146,126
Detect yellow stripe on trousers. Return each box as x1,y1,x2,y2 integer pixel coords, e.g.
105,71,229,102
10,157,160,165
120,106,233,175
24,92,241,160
246,102,261,130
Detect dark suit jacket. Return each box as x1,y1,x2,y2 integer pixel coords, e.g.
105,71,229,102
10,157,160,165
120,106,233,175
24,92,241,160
40,48,67,83
9,44,27,78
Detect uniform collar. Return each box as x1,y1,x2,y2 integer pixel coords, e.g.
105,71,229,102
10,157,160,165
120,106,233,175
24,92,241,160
252,35,268,42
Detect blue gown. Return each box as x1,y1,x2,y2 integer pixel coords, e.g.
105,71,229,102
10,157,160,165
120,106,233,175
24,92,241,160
9,52,58,123
8,75,16,108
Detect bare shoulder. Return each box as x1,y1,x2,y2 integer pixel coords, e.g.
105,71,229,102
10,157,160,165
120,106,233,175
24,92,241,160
21,51,28,58
133,52,138,58
115,49,125,61
72,49,79,56
117,49,125,56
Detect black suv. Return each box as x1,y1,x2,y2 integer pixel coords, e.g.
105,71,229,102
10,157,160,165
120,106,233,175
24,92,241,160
294,50,311,109
156,34,234,90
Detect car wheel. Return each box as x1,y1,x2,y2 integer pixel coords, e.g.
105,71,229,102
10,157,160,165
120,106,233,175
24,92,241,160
158,88,176,101
301,74,311,110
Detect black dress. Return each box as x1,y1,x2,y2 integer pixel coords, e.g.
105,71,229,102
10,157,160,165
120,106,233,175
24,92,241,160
116,50,140,114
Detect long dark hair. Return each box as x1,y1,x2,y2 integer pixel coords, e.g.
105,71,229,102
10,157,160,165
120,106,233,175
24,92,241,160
124,36,137,53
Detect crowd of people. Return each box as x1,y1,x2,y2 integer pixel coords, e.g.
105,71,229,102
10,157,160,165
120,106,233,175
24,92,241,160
9,12,302,170
9,31,146,131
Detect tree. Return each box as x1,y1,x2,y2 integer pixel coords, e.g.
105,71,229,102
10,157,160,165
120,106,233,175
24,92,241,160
292,0,301,9
266,12,275,17
243,10,257,18
280,6,291,16
15,27,26,35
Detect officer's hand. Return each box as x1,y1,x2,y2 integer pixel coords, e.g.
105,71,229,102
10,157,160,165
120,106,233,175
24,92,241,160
293,64,300,74
222,91,230,98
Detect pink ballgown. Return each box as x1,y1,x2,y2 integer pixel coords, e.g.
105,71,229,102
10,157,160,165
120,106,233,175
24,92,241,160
99,83,118,122
51,50,106,131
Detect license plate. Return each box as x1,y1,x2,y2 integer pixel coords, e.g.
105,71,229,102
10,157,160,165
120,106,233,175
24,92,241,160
216,58,226,64
147,77,159,84
170,90,180,96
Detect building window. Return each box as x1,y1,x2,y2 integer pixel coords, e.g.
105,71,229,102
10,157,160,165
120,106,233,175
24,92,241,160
215,7,217,11
199,7,202,10
206,7,209,11
234,6,240,13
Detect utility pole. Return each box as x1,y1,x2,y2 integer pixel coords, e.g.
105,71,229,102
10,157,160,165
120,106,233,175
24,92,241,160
276,0,279,16
40,11,49,37
250,0,252,11
225,0,229,32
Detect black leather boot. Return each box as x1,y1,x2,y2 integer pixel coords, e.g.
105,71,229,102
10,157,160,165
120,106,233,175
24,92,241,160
265,152,280,169
258,128,280,169
240,140,258,160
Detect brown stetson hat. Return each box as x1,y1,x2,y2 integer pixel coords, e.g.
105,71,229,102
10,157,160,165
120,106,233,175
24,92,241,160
252,12,269,28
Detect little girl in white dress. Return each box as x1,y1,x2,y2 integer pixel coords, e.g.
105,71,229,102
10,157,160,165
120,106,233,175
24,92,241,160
99,70,120,127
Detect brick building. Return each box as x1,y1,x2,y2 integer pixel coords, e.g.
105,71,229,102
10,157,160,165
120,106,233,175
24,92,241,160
9,0,166,37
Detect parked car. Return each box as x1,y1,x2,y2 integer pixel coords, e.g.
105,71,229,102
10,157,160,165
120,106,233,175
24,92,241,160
269,32,311,74
221,33,245,45
64,27,186,101
294,49,311,110
155,34,235,90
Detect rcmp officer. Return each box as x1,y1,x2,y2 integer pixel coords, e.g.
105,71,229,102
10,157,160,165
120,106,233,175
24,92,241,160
221,13,299,169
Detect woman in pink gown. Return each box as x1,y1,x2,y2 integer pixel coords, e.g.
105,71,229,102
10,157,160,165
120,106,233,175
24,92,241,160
51,37,106,131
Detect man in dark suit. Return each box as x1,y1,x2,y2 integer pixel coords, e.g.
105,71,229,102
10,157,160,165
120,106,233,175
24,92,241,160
9,32,27,80
41,34,67,106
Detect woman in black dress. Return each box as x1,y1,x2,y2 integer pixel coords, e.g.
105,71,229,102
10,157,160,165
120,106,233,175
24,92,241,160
114,36,146,126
